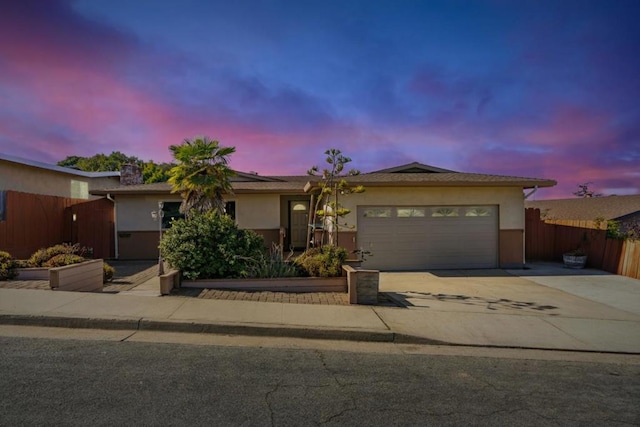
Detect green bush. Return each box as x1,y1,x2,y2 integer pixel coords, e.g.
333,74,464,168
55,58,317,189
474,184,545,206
243,244,301,278
0,251,17,281
103,262,115,283
295,245,348,277
43,254,85,268
14,259,31,268
28,243,88,267
159,211,265,280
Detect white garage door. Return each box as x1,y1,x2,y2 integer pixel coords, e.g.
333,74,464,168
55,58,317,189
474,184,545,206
357,205,498,270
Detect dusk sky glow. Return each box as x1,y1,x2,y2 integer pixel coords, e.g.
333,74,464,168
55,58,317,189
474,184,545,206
1,0,638,198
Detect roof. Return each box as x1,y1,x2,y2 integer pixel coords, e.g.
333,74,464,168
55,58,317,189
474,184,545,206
322,172,555,188
526,195,640,221
369,162,456,173
0,152,120,178
91,161,556,195
91,180,307,195
304,162,554,189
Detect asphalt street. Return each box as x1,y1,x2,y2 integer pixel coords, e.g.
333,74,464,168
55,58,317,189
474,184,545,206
1,330,638,426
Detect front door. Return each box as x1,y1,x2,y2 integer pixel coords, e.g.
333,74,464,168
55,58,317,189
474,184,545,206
289,201,309,249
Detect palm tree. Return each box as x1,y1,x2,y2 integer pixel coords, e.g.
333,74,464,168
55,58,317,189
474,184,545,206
168,137,236,217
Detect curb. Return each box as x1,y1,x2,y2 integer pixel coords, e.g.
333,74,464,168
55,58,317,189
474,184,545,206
2,315,638,354
139,319,396,342
0,314,398,343
0,315,140,331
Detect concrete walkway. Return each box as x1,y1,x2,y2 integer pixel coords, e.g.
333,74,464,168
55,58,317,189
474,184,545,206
0,263,639,353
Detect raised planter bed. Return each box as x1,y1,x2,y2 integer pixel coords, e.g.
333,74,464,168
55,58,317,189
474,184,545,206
182,276,347,293
160,269,181,295
16,267,49,280
14,260,104,292
343,265,379,305
50,259,104,292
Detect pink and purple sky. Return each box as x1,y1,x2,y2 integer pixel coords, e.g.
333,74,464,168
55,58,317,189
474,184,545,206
1,0,638,199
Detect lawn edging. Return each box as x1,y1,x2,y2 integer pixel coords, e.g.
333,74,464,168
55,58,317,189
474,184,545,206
181,276,347,292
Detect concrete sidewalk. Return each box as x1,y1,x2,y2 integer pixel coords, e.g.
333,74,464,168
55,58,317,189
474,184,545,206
1,264,639,353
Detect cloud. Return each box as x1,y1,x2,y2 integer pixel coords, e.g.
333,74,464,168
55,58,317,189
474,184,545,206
0,0,637,196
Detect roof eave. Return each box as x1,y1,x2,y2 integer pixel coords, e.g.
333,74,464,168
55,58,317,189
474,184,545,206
304,180,556,191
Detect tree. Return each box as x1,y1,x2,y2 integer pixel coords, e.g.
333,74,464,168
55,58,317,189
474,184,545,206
573,182,601,198
57,156,82,168
142,161,172,183
307,149,364,247
58,152,173,184
58,151,141,172
168,137,236,217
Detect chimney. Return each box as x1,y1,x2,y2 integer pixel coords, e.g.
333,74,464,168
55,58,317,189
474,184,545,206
120,163,143,185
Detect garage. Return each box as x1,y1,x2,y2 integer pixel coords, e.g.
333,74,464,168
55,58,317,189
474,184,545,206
357,205,498,270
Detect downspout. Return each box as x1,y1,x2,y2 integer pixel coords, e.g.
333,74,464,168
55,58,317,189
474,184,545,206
106,193,118,259
521,186,538,268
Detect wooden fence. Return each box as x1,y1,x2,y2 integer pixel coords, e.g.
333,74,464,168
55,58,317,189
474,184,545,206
0,191,114,260
525,208,640,280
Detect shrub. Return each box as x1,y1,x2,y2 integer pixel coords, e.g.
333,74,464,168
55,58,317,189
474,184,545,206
14,259,31,268
159,211,265,280
295,245,348,277
103,262,115,283
243,244,301,278
0,251,17,281
43,254,85,268
28,243,88,267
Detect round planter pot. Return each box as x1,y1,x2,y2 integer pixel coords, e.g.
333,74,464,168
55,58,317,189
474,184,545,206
563,254,587,269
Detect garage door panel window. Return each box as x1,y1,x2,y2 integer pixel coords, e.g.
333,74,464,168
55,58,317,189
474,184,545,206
465,207,492,217
397,208,426,217
362,208,392,218
431,207,459,217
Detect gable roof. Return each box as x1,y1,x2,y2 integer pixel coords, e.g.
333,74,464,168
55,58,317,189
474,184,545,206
304,162,555,190
368,162,456,173
526,195,640,221
0,152,120,178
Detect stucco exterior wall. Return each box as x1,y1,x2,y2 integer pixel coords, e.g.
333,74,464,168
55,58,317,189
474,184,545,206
232,194,281,229
0,161,119,199
341,186,525,230
116,195,182,231
114,193,282,259
115,193,281,231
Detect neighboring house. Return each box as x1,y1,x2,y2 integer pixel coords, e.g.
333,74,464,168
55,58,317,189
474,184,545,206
0,153,120,199
0,153,124,258
526,195,640,232
92,162,555,270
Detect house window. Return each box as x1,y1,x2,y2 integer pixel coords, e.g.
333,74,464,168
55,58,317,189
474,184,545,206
292,202,308,211
397,207,426,217
431,207,459,217
0,191,6,221
225,201,236,220
161,202,184,228
363,208,392,218
70,180,89,199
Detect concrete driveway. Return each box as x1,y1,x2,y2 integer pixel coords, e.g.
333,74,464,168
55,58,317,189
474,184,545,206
379,263,640,321
376,264,640,352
